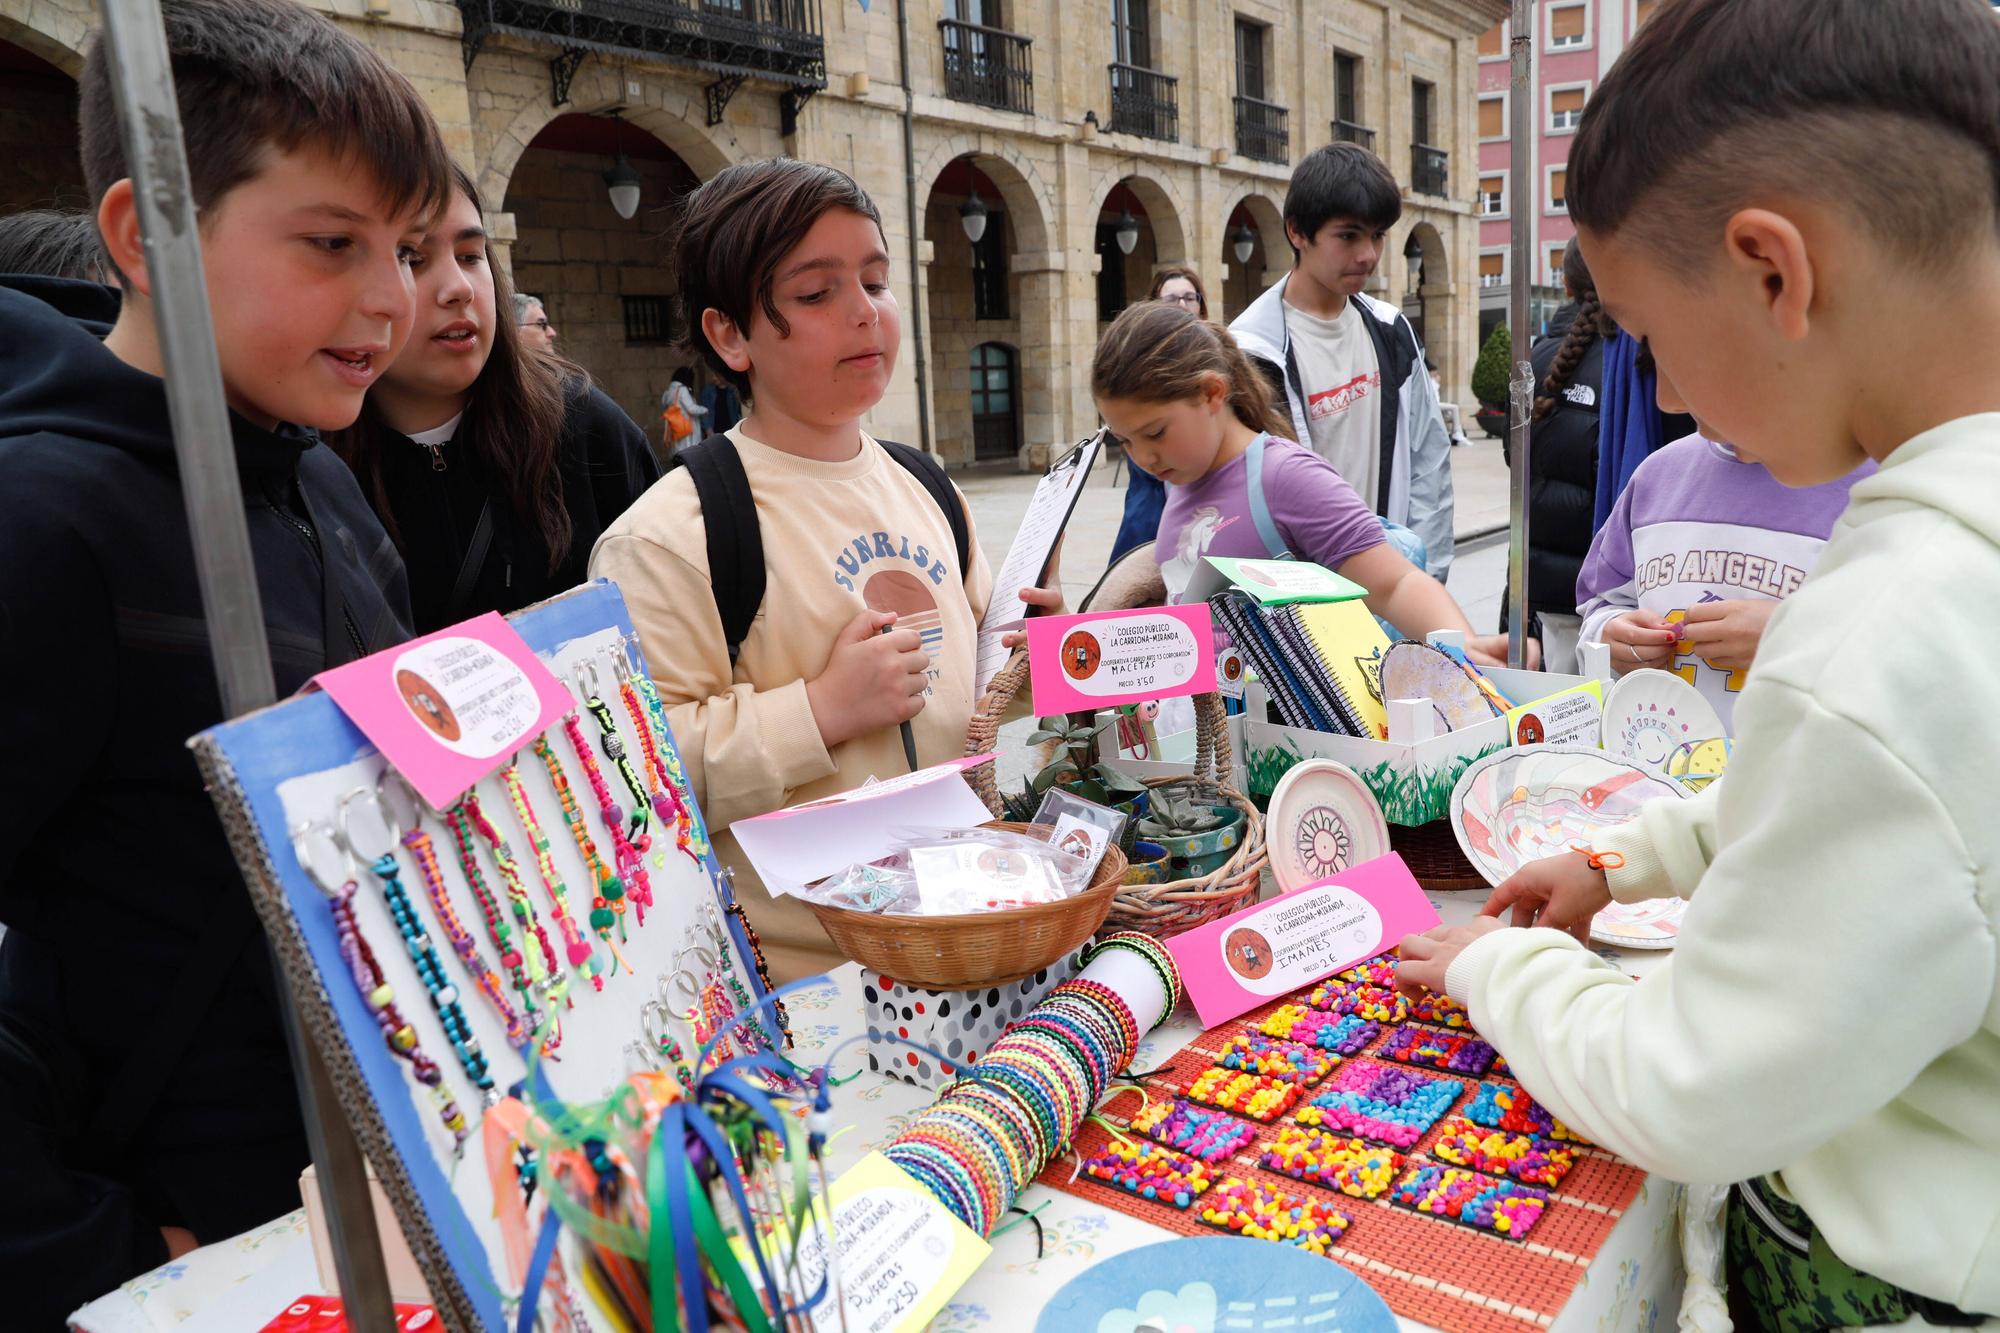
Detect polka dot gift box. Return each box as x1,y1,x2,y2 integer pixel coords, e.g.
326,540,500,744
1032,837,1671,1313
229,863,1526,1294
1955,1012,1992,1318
861,950,1087,1090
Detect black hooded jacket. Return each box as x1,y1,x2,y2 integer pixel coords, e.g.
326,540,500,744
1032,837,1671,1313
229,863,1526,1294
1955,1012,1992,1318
0,275,412,1323
1509,302,1604,625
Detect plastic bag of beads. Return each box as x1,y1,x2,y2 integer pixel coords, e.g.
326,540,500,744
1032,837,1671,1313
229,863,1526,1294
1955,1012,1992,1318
798,858,919,914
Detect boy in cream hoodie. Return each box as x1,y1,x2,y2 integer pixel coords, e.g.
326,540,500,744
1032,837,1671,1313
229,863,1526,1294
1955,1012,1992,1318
1398,1,2000,1327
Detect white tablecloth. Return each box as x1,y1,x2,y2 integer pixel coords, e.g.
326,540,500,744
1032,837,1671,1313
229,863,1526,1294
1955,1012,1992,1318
73,892,1686,1332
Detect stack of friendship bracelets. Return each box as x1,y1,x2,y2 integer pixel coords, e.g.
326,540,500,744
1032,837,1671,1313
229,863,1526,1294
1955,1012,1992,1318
885,931,1182,1236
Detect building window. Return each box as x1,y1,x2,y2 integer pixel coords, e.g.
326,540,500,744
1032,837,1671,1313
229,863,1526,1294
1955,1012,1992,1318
971,218,1008,321
1479,251,1506,289
1549,246,1568,284
1477,20,1503,59
1234,17,1268,101
1548,3,1589,50
1479,174,1505,218
1412,77,1435,147
1112,0,1150,67
1334,51,1363,124
1548,85,1587,133
621,295,675,345
1478,93,1504,141
1635,0,1662,26
1547,165,1568,213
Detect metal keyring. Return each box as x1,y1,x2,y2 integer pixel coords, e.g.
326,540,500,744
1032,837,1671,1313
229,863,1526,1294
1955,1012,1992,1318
336,784,399,864
290,819,352,898
376,769,427,842
637,1002,674,1067
624,1038,660,1074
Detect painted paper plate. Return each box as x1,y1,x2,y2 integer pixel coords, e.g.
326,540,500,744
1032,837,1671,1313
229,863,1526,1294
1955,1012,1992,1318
1380,641,1506,733
1590,897,1686,949
1449,744,1688,889
1602,669,1727,777
1035,1234,1397,1333
1267,758,1392,891
1666,736,1732,794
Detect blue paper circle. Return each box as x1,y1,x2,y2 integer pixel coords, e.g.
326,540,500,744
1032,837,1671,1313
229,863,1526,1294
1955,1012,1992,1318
1033,1234,1398,1333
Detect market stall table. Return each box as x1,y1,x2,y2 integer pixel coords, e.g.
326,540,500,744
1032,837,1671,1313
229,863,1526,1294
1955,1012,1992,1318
72,892,1685,1333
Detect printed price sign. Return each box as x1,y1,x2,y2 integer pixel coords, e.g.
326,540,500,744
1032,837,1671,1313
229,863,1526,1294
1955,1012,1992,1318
1507,680,1604,749
1024,604,1217,714
312,611,572,811
793,1153,991,1333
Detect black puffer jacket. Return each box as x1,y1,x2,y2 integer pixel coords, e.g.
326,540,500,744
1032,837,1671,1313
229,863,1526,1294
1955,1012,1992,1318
0,275,412,1324
1507,302,1603,626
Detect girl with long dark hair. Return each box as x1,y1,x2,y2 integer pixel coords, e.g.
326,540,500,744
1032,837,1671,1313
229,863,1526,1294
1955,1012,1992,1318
330,165,659,631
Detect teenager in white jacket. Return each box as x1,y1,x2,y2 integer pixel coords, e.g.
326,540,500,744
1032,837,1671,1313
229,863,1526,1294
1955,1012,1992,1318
1399,1,2000,1325
1230,144,1455,583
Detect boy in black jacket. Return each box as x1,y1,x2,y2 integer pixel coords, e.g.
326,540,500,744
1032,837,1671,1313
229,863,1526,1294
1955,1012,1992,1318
0,0,453,1323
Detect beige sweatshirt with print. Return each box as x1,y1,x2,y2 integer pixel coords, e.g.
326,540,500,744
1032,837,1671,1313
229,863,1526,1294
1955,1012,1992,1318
590,427,994,982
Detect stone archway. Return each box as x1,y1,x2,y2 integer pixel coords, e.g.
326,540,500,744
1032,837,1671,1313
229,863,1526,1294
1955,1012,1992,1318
0,35,86,215
1401,220,1453,388
920,149,1057,468
0,8,87,77
1091,174,1190,327
1218,191,1285,321
502,113,705,455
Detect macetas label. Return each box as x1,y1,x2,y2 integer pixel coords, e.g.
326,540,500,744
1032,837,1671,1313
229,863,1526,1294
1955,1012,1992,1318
1026,604,1218,714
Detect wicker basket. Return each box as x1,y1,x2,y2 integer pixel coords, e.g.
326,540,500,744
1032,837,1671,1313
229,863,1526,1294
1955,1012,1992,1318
1388,818,1488,892
804,822,1127,989
965,648,1269,940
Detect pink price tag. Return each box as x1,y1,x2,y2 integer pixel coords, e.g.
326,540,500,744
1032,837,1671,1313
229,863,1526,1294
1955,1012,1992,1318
312,612,573,811
1165,853,1441,1029
1024,604,1218,715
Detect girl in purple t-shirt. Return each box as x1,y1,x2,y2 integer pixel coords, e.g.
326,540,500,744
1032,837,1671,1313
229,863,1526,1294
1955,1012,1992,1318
1092,302,1504,659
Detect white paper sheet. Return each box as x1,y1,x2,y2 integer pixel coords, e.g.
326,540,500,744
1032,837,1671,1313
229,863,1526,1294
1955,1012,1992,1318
973,430,1106,697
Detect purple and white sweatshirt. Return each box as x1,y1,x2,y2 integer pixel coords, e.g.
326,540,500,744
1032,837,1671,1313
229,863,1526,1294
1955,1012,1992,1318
1576,434,1870,727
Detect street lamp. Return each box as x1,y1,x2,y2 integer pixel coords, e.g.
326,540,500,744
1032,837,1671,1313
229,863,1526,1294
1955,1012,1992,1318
958,188,990,244
1403,231,1426,293
1113,208,1141,255
1230,223,1256,265
603,111,640,220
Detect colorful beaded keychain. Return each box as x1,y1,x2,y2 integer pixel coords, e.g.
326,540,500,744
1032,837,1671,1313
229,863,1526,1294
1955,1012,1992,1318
443,800,544,1040
461,789,570,1026
577,660,653,848
561,680,654,927
534,733,632,973
621,632,710,860
340,785,497,1111
610,653,700,868
292,819,467,1148
499,758,602,992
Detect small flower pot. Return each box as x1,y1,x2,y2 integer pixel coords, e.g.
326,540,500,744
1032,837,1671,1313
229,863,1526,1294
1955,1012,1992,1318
1140,805,1246,879
1122,839,1171,886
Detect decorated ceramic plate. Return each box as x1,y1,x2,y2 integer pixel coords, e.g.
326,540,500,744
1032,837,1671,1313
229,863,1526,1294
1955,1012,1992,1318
1590,897,1686,949
1267,758,1392,891
1379,641,1506,733
1449,744,1688,889
1601,669,1727,776
1666,736,1732,794
1035,1234,1397,1333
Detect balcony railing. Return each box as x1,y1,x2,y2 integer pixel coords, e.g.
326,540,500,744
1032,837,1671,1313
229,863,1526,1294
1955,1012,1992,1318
939,18,1032,115
458,0,826,96
1412,142,1449,197
1108,62,1178,142
1234,95,1289,164
1332,118,1376,150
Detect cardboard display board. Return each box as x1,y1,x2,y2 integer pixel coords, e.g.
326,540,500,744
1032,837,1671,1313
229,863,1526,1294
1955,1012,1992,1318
191,582,778,1330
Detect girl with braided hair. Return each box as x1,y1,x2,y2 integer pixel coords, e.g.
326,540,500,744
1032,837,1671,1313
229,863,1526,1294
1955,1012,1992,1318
1502,238,1606,671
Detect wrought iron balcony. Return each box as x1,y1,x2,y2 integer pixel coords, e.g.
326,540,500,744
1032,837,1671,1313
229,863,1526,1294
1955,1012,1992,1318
1234,95,1288,164
460,0,826,125
939,18,1033,115
1412,143,1449,197
1108,62,1178,142
1331,118,1376,150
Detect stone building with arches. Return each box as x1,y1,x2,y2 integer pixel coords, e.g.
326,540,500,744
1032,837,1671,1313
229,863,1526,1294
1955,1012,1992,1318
0,0,1503,468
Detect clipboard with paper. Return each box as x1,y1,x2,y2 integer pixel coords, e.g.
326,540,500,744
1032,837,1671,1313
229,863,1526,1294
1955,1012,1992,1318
973,428,1107,696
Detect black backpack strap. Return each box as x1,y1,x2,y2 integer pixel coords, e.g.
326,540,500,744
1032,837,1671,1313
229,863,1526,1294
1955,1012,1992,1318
669,433,762,663
877,439,971,577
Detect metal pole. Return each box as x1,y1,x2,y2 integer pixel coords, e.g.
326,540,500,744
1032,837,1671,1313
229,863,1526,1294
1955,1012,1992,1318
1505,0,1534,669
95,0,397,1324
896,0,936,456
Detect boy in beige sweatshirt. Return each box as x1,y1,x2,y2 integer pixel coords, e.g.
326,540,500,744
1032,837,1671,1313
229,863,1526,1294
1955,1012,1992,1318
593,160,1058,981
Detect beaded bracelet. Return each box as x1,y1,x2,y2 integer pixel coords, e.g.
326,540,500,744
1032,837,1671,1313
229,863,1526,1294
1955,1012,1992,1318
1083,931,1184,1020
499,759,601,991
461,791,568,1017
535,733,632,972
366,851,495,1108
444,802,539,1025
561,710,654,926
579,671,653,846
326,868,467,1147
401,823,528,1050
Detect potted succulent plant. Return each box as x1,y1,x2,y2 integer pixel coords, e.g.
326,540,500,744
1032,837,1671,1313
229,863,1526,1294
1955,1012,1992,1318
1002,716,1151,828
1137,786,1245,878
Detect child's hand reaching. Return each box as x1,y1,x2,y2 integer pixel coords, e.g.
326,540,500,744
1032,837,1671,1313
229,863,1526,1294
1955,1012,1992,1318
1464,633,1541,670
1676,599,1775,673
807,609,931,749
1603,610,1681,674
1001,539,1067,650
1395,918,1506,997
1479,850,1613,946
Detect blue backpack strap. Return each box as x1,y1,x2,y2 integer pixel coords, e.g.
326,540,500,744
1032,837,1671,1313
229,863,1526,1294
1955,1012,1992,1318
1243,434,1288,558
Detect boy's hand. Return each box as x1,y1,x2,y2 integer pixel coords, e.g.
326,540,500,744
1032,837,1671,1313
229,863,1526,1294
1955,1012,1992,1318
160,1225,198,1259
1675,599,1774,673
1480,851,1612,946
1464,633,1540,670
1603,611,1681,674
1395,919,1506,997
1001,539,1067,650
807,609,930,749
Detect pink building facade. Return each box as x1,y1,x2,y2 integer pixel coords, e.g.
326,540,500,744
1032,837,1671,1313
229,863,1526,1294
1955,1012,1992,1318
1474,0,1661,343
